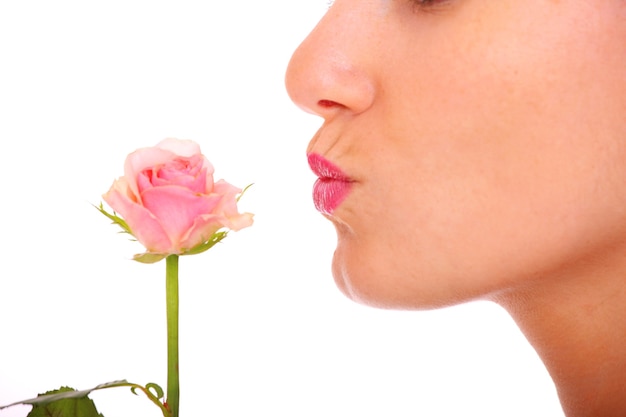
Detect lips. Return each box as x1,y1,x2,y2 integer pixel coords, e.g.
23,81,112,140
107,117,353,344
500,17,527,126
307,153,353,215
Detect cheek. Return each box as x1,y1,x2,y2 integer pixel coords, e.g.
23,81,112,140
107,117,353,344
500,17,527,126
333,150,626,309
336,50,626,308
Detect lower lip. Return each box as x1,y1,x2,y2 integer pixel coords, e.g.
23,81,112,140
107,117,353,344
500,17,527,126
312,177,352,215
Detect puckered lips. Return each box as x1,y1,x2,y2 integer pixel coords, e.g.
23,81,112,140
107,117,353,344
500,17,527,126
307,153,353,215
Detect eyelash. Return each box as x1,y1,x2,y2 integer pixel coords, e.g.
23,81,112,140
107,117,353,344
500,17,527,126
326,0,448,12
410,0,450,11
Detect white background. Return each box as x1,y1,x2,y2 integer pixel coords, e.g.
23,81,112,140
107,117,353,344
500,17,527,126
0,1,564,416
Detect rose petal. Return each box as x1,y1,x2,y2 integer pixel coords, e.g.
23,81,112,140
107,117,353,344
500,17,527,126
140,185,222,250
211,180,244,215
156,138,202,158
178,213,227,251
179,209,253,251
124,146,177,200
124,139,215,199
102,178,173,253
152,155,208,193
208,180,254,230
224,211,254,231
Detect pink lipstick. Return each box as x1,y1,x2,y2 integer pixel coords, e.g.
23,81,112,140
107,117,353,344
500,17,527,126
307,153,353,215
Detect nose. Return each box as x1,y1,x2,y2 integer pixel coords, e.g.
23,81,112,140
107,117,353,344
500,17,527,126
284,3,376,119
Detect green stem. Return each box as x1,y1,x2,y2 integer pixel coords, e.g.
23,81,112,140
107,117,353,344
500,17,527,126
166,255,180,417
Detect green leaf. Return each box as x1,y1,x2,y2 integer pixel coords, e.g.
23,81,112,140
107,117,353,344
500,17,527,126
1,381,130,411
20,386,103,417
1,380,170,417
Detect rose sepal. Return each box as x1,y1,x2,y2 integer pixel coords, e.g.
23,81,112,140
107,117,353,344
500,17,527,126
236,183,253,202
183,230,228,256
95,203,134,237
132,252,168,264
129,230,228,263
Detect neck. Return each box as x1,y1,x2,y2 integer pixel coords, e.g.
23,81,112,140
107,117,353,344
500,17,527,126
490,254,626,417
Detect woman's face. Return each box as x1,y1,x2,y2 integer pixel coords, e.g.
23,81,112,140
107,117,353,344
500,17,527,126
285,0,626,309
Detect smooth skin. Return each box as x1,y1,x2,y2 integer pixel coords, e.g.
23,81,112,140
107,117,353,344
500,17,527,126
285,1,626,416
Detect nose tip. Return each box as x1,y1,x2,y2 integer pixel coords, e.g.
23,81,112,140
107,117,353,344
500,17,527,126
284,10,375,119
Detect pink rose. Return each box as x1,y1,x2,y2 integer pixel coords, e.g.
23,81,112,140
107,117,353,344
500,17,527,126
103,138,253,258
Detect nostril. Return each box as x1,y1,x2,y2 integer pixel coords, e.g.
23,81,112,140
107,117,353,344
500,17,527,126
318,99,343,108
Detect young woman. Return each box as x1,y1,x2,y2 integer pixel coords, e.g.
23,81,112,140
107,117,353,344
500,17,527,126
285,1,626,416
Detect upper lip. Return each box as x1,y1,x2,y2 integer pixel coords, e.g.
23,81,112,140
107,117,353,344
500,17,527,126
307,153,351,181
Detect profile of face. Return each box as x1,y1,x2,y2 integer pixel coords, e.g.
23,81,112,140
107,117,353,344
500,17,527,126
285,0,626,310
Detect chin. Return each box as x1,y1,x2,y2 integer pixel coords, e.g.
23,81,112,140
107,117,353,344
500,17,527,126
327,219,487,310
330,246,467,311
